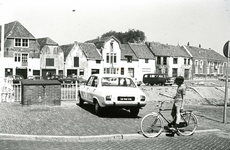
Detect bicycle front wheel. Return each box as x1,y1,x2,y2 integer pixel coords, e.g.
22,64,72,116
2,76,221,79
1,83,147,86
178,112,198,136
140,112,163,138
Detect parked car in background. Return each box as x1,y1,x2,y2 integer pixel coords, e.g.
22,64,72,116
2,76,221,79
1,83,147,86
50,74,67,83
66,75,87,85
8,75,24,83
78,74,147,116
165,76,175,86
66,74,78,83
218,76,230,82
143,73,172,86
27,75,43,80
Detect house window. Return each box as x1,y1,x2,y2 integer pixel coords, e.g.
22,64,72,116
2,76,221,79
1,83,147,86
128,68,134,78
15,38,29,47
22,54,28,63
46,58,54,66
165,68,168,74
114,53,117,63
188,59,190,65
184,59,186,65
195,60,198,67
121,67,124,75
145,59,149,63
74,57,79,67
14,53,21,62
96,60,101,64
173,58,178,64
15,39,21,46
22,39,28,47
106,53,116,64
126,56,132,63
157,56,161,64
163,57,167,65
80,69,84,75
106,53,109,63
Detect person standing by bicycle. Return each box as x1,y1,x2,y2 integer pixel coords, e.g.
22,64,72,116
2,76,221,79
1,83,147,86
167,76,186,136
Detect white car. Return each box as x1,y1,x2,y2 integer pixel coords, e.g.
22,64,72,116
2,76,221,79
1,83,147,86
78,74,147,116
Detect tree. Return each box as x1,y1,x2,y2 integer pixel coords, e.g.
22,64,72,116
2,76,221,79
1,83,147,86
101,29,146,44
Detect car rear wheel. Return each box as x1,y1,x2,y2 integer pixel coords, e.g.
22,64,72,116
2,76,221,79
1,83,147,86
130,108,139,117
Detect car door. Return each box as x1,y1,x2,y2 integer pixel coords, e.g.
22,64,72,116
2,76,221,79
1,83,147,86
80,76,94,101
87,76,98,102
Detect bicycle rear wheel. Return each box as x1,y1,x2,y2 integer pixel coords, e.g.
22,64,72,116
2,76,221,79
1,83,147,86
177,112,197,136
140,113,163,138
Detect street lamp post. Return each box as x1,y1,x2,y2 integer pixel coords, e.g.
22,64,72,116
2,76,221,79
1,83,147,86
199,50,207,81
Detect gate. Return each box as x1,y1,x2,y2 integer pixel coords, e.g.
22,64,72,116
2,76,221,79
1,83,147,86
13,82,22,102
61,82,78,101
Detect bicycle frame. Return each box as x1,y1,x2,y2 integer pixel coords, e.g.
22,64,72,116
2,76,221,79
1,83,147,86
156,101,193,126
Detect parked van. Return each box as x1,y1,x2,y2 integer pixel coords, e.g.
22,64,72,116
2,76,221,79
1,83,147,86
142,73,173,86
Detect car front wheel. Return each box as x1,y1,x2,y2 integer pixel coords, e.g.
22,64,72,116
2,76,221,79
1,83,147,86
94,101,102,116
130,108,139,117
78,93,84,106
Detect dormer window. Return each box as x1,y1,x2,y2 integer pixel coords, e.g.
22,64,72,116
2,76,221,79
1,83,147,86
15,38,29,47
125,56,132,63
96,60,101,64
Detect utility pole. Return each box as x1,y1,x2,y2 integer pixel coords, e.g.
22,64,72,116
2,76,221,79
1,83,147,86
204,49,207,81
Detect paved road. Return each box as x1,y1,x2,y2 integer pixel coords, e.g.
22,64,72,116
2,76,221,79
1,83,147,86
1,132,230,150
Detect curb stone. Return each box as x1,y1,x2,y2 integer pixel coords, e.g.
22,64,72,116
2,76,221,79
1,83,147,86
0,129,221,142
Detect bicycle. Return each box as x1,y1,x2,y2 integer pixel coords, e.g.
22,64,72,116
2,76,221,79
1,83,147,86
140,100,198,138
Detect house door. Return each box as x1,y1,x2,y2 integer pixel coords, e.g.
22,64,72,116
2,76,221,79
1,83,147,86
172,68,178,77
16,68,27,79
184,69,189,80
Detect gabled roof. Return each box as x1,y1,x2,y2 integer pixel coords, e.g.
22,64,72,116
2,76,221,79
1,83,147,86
37,37,58,50
128,43,155,59
0,21,35,43
120,44,138,61
85,36,121,49
148,42,191,57
78,42,102,60
60,43,75,61
184,45,226,62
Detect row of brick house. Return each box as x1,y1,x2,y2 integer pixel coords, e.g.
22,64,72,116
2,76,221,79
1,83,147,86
0,21,227,82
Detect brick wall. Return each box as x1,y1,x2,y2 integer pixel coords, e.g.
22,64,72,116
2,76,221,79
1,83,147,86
22,84,61,105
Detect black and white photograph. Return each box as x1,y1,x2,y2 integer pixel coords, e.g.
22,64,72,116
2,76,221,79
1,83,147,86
0,0,230,149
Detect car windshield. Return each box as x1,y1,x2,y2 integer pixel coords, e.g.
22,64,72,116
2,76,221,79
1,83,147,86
101,77,136,87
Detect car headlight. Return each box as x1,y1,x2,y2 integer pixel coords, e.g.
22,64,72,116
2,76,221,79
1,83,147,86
106,95,112,101
140,95,146,101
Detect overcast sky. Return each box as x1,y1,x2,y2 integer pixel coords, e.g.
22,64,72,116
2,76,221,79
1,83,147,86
1,0,230,55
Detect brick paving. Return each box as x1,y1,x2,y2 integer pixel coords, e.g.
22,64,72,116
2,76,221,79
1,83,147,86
0,100,229,137
1,132,230,150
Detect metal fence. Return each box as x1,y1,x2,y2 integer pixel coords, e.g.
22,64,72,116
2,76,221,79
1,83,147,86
0,77,14,102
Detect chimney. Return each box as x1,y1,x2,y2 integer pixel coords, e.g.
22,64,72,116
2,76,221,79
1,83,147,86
187,42,190,46
199,44,201,48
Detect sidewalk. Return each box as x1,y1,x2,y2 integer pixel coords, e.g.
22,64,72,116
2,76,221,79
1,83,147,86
0,101,228,141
